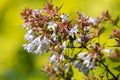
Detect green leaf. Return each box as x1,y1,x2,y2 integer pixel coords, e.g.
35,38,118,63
66,65,73,79
113,65,120,72
100,58,106,63
114,16,119,26
98,27,106,37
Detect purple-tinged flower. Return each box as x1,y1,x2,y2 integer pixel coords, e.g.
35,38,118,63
42,36,51,45
69,25,78,38
32,9,44,17
61,41,66,51
50,54,56,63
23,43,35,52
63,63,69,71
54,63,59,71
78,52,87,59
34,44,43,54
88,17,99,26
81,13,88,19
89,59,95,69
48,21,57,31
76,37,82,43
24,30,34,42
83,55,92,67
60,54,65,61
60,14,68,23
32,36,41,46
22,22,30,30
84,26,91,31
51,32,57,41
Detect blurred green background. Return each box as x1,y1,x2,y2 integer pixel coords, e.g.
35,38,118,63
0,0,120,80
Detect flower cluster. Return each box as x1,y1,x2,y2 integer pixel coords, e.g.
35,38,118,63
110,28,120,46
21,1,120,80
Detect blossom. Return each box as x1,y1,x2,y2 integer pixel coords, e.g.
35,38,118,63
60,14,68,23
88,17,99,26
34,44,43,54
76,36,82,43
80,13,88,19
23,43,35,52
48,21,57,31
50,54,56,63
24,30,34,42
78,52,87,59
54,63,59,71
83,55,92,67
78,52,96,69
61,41,66,52
84,26,91,31
22,22,30,30
42,36,51,45
102,49,112,54
32,36,41,46
69,25,78,38
51,32,57,41
89,59,95,69
32,9,43,17
63,63,69,71
60,54,65,61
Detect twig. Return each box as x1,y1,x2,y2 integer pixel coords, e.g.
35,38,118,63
101,62,118,80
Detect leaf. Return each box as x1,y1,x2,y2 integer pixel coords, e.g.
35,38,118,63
114,16,119,26
98,27,106,37
106,70,109,79
74,49,83,59
102,10,111,19
113,65,120,72
66,65,73,79
100,58,106,63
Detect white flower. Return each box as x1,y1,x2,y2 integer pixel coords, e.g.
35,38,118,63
63,63,69,71
84,26,91,31
76,37,82,43
86,34,91,40
51,32,57,41
50,54,56,63
48,21,57,31
60,54,65,61
81,13,88,19
69,25,78,38
32,9,44,17
32,36,41,46
83,55,92,67
78,52,87,59
24,30,34,42
22,22,30,30
34,44,43,54
103,49,112,53
54,63,59,71
88,17,99,26
23,43,35,52
89,59,95,69
42,36,51,45
61,41,66,51
60,14,68,23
